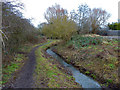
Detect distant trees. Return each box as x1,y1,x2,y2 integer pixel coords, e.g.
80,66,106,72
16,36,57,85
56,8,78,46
70,4,91,34
40,4,111,41
42,4,77,41
108,22,120,30
70,4,110,34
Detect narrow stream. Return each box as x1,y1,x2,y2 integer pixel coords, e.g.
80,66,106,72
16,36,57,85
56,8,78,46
46,49,101,89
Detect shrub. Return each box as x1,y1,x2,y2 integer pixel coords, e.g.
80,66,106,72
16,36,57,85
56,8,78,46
42,16,77,41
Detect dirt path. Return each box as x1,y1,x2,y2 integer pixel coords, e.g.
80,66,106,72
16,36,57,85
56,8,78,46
11,45,42,88
10,42,50,88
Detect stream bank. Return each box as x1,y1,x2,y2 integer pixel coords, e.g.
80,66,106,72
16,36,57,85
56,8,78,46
51,46,120,89
33,40,82,88
46,48,102,89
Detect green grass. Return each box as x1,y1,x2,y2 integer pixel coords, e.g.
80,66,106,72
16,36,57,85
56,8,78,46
34,40,81,88
107,79,113,83
108,64,115,69
2,41,43,86
91,74,96,79
85,71,90,74
2,54,27,85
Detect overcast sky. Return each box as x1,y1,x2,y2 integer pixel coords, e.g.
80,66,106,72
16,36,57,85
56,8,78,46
21,0,120,27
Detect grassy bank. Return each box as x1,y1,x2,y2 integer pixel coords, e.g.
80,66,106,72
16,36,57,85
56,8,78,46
53,34,119,88
2,37,47,87
34,40,82,88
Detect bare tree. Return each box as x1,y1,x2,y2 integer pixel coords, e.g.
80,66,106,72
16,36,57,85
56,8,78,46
70,4,110,34
70,4,91,34
44,4,68,23
89,8,110,33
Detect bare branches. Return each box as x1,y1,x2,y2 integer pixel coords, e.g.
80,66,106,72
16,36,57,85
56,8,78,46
70,4,110,34
0,29,8,48
90,8,110,33
44,4,68,23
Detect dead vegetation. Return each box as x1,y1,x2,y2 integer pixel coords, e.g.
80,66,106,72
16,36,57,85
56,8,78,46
53,35,119,88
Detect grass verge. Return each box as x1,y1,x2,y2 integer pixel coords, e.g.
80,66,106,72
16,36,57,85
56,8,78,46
2,54,27,86
34,40,82,88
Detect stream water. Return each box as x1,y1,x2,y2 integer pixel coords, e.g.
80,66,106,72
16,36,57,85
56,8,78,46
46,49,101,89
